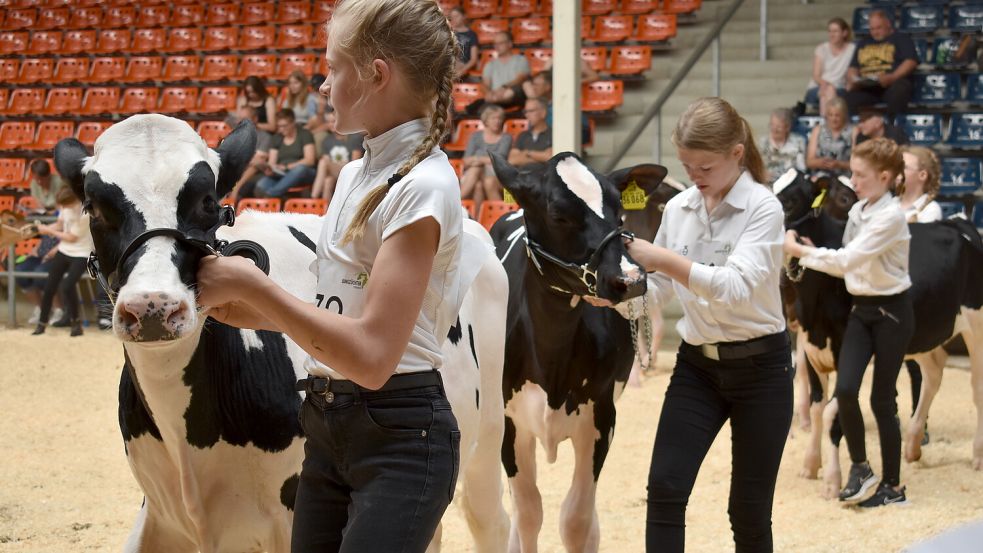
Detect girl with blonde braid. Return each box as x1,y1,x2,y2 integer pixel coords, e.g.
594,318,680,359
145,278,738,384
196,1,465,550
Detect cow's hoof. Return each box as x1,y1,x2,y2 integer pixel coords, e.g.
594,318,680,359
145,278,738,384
905,438,923,463
799,453,821,479
972,457,982,471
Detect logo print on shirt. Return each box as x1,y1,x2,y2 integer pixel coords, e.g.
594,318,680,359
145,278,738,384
341,271,369,289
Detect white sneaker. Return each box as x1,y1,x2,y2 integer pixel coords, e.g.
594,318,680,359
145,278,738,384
50,307,64,324
27,306,41,325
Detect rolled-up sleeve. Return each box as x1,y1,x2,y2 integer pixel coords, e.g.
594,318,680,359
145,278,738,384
798,210,904,277
687,199,784,304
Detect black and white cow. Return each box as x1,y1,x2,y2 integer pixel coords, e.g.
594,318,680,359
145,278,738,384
777,170,983,498
53,114,509,552
489,152,667,552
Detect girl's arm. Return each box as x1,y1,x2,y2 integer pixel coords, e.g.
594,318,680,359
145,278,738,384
791,211,905,277
812,49,825,88
198,217,440,390
258,98,277,133
805,126,823,169
295,143,317,168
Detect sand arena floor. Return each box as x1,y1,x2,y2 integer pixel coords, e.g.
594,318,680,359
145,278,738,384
1,327,981,552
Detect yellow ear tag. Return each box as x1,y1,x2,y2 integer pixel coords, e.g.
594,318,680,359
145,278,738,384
621,180,647,211
503,188,516,205
811,188,827,209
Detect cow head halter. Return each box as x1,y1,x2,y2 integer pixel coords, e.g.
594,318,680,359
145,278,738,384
524,226,637,297
88,205,270,306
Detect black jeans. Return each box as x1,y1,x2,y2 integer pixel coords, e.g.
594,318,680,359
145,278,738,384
834,293,914,487
647,339,793,553
291,376,460,553
39,251,87,324
844,78,913,119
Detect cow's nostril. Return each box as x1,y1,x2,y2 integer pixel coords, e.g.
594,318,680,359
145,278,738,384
166,302,190,329
119,304,140,328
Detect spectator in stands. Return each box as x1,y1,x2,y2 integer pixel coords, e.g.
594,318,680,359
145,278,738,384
227,105,274,202
15,235,61,326
899,146,942,223
280,70,319,128
255,109,317,199
311,112,365,204
508,97,553,173
461,104,511,205
844,10,918,119
807,97,853,179
520,57,600,101
805,17,856,117
521,70,593,146
759,107,806,184
482,32,531,109
449,7,479,79
236,76,277,134
853,107,909,147
32,186,93,337
28,159,65,213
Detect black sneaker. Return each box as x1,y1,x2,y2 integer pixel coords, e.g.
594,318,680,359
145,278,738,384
839,461,877,502
858,482,908,508
70,320,83,337
31,324,45,336
51,316,71,328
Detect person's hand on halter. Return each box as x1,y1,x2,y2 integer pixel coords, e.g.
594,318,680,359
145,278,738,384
197,254,276,329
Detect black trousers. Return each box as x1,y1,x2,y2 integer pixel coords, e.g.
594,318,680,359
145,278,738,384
834,293,914,487
291,376,460,553
39,251,87,324
646,339,793,553
844,79,913,119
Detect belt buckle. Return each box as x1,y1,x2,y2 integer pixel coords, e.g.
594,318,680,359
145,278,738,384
315,378,335,403
701,343,720,361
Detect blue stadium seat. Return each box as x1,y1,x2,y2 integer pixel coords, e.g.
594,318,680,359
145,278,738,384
900,5,943,34
913,38,929,65
898,114,943,146
966,74,983,105
939,201,967,219
853,7,895,35
939,157,982,195
793,115,823,138
928,37,976,68
912,73,960,106
946,114,983,149
949,4,983,33
974,200,983,229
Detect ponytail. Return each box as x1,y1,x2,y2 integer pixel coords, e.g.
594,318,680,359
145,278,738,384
740,118,768,184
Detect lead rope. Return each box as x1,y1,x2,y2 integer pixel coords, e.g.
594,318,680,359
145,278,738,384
626,293,654,373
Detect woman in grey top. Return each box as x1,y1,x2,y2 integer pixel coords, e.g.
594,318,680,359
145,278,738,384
807,97,853,180
460,104,512,204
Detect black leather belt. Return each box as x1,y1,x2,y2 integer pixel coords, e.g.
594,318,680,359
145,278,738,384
685,331,789,362
296,370,443,397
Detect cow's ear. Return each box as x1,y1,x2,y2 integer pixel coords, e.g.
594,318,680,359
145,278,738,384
214,119,258,198
607,164,668,195
490,152,519,188
54,138,89,201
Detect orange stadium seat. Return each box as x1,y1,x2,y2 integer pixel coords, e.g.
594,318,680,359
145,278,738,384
0,122,36,151
581,46,608,72
198,87,237,114
239,26,276,51
76,121,112,147
276,1,311,23
241,2,275,25
284,198,328,215
123,56,164,83
582,80,623,113
538,0,553,15
163,27,202,53
157,87,199,114
104,5,136,28
93,30,131,55
202,27,238,52
591,15,633,42
525,48,553,74
662,0,701,15
439,0,463,11
25,30,62,55
80,87,120,116
278,53,317,78
173,4,205,27
11,58,54,85
5,88,45,115
610,45,652,75
131,28,166,53
68,6,103,29
37,7,69,30
445,119,484,152
313,2,334,24
200,55,239,82
633,13,677,42
4,8,36,30
205,3,240,26
512,17,550,45
464,0,498,20
583,0,617,16
620,0,659,14
163,55,201,81
501,0,535,18
0,31,28,55
504,118,528,139
471,49,499,77
237,198,281,215
51,58,89,84
581,16,592,39
238,54,278,79
478,200,520,231
452,82,485,113
461,199,476,218
0,90,8,115
197,121,232,148
87,56,126,83
61,30,95,55
474,18,510,45
16,198,41,215
27,121,75,151
119,87,159,114
0,59,17,82
0,196,16,213
449,158,465,178
0,159,26,188
137,5,170,27
276,24,313,50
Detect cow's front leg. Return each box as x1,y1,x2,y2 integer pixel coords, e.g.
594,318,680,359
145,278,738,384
793,333,812,433
800,361,826,480
456,415,510,553
904,349,946,463
821,398,842,499
123,501,196,553
558,403,611,553
505,416,543,553
963,313,983,470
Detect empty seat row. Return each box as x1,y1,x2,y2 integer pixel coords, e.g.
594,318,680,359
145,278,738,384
911,72,983,106
0,54,321,86
441,0,697,19
0,86,238,119
854,4,983,35
0,2,331,31
0,25,324,56
458,44,651,85
471,13,677,45
793,111,983,150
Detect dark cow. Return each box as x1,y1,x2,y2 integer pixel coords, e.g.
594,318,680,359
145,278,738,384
777,169,983,498
489,151,667,552
53,114,510,552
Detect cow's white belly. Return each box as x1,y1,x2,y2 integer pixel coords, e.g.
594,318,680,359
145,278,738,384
506,381,602,464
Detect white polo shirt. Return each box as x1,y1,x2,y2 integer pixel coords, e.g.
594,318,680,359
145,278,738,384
304,118,469,378
799,193,911,296
903,194,942,223
650,171,787,346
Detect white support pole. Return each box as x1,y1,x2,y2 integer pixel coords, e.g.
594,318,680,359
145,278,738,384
712,36,720,97
760,0,768,61
553,0,581,154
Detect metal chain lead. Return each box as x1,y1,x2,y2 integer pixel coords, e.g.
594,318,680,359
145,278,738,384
627,293,654,373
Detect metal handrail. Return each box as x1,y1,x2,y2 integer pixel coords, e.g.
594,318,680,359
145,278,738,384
602,0,749,172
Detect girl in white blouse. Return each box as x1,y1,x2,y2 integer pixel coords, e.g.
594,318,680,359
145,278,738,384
899,146,943,224
593,97,791,553
785,137,912,508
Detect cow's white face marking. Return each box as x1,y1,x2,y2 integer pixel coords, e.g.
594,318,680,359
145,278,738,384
620,255,642,281
771,168,797,195
556,157,604,219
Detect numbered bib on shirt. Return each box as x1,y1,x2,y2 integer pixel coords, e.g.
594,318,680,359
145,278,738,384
621,180,647,211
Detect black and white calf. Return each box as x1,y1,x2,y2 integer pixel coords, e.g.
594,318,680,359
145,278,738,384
489,152,667,552
54,114,509,552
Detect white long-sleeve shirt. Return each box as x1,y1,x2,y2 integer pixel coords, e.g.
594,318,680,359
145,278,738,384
903,193,942,223
649,171,787,345
799,193,911,296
